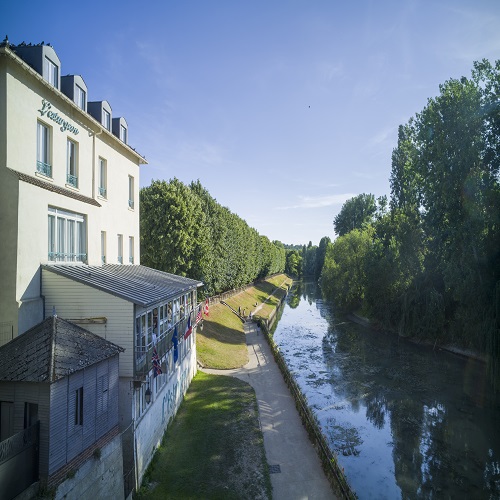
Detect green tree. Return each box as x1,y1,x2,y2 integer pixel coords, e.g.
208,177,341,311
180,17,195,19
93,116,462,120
302,242,317,277
413,74,498,346
285,250,302,277
140,179,206,277
333,193,377,236
315,236,331,280
320,228,374,311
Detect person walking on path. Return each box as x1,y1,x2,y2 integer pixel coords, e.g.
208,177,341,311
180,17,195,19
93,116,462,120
202,321,336,500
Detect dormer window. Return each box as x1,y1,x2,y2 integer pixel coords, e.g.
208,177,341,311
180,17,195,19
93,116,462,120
44,56,58,88
75,84,86,110
112,117,128,144
103,109,111,131
61,75,88,111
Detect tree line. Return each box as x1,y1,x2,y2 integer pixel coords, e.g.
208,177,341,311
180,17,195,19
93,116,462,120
140,179,286,297
320,59,500,383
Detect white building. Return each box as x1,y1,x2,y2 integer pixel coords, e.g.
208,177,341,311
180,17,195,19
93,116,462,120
0,37,202,496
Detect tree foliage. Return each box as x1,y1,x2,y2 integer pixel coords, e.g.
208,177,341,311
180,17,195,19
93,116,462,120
333,193,377,236
321,59,500,382
320,228,374,311
140,179,286,297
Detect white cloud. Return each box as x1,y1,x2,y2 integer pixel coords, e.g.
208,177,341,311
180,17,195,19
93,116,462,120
277,193,355,210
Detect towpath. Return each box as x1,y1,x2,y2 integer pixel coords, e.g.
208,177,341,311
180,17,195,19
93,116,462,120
202,319,336,500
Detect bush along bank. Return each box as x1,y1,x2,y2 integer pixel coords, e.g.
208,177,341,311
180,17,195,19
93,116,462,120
256,298,357,500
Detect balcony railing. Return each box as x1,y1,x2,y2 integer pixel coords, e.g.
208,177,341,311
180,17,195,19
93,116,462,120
128,199,134,209
36,161,52,178
135,311,196,377
48,251,87,262
98,186,107,197
66,173,78,188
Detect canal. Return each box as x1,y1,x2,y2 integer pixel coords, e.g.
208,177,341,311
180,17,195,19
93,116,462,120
272,281,500,499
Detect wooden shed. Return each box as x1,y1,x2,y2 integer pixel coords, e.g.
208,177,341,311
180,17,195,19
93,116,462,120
0,315,123,495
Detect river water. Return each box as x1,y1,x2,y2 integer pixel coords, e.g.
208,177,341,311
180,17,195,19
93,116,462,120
272,281,500,499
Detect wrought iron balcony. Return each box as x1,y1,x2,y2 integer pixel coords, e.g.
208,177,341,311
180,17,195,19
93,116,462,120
66,173,78,188
36,161,52,178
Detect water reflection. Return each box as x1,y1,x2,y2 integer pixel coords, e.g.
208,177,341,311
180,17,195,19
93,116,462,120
273,282,500,499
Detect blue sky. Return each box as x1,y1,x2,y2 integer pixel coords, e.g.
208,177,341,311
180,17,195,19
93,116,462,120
4,1,500,245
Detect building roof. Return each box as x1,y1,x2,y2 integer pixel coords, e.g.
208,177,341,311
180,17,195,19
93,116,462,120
0,316,124,383
43,264,203,308
0,43,147,164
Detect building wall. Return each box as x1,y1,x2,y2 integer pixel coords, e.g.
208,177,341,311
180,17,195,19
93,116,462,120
134,344,197,486
52,429,124,500
0,49,143,338
42,270,134,377
0,171,20,341
48,356,120,477
0,381,50,476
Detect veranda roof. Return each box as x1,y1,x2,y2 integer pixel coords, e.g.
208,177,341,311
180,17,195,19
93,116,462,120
42,264,203,308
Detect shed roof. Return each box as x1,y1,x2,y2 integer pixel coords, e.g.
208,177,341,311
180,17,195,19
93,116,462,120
0,316,124,383
43,264,203,308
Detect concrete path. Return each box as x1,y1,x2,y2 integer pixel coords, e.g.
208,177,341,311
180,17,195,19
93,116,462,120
202,320,336,500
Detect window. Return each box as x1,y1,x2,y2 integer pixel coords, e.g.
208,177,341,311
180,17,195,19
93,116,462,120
118,234,123,264
174,298,180,324
48,207,86,262
66,139,78,187
180,295,185,319
101,231,106,264
44,56,58,87
0,401,14,441
75,84,86,110
98,157,107,197
128,176,134,209
120,124,127,143
75,387,83,426
129,236,134,264
103,109,111,130
37,121,51,177
24,403,38,429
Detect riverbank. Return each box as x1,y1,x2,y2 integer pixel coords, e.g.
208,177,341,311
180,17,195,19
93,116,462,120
197,274,292,369
349,312,488,363
202,318,336,500
274,281,500,498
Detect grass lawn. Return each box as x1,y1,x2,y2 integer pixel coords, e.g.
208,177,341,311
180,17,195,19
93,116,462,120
137,274,292,499
197,274,292,369
136,372,272,500
196,301,248,369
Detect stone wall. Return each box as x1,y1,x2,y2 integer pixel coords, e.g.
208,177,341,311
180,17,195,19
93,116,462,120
53,431,123,500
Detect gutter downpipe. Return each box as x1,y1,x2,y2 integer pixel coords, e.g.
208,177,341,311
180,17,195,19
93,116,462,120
91,126,103,200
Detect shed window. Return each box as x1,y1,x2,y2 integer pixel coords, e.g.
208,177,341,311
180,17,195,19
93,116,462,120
24,403,38,429
75,387,83,426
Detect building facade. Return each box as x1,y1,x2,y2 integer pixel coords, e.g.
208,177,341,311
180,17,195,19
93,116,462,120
0,39,145,341
0,38,202,496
